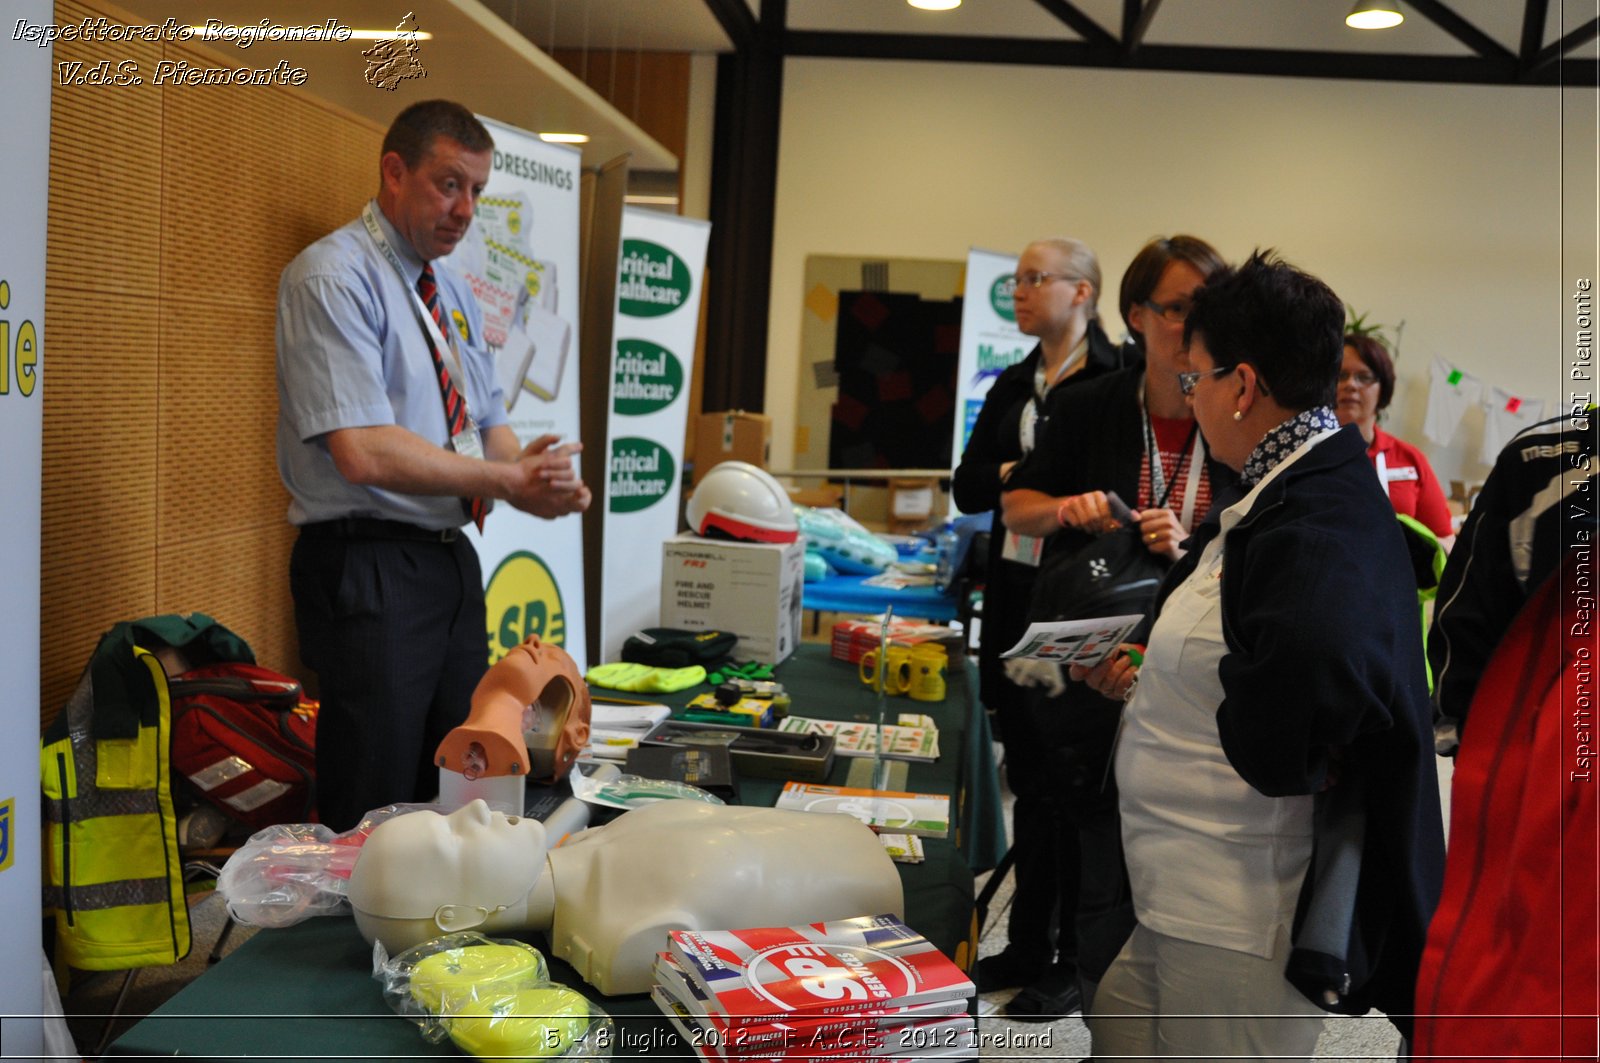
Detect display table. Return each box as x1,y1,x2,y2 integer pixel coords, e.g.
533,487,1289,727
801,573,958,622
109,645,1004,1060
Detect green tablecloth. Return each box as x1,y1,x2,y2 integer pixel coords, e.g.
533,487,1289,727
110,644,1005,1061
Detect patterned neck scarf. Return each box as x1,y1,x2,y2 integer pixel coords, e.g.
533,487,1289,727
1240,406,1340,487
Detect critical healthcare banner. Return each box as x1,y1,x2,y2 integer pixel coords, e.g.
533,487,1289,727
1,3,48,1051
949,248,1027,494
446,118,587,669
599,209,711,662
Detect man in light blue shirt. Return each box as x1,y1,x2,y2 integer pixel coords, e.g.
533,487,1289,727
276,100,589,829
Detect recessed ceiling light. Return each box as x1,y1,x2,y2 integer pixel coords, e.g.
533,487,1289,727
908,0,962,11
1346,2,1404,30
539,133,590,144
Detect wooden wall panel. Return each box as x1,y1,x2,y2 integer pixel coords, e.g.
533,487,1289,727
41,0,383,725
45,0,164,300
153,307,283,537
552,50,690,163
155,522,301,675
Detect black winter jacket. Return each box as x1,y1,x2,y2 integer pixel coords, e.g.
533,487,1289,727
950,322,1134,708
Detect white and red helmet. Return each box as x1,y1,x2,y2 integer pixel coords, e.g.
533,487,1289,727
686,461,799,543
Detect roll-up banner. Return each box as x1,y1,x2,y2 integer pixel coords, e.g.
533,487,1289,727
599,209,711,663
1,3,48,1052
950,248,1026,498
447,117,588,669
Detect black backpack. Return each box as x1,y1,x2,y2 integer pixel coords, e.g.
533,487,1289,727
1027,524,1169,625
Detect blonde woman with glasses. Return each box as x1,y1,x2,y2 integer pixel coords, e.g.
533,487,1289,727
952,236,1132,1017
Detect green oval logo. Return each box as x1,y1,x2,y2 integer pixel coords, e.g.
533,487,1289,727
608,436,676,512
990,273,1016,322
613,339,684,416
618,239,692,317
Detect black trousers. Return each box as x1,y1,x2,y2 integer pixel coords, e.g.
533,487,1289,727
290,532,489,831
1001,681,1137,982
994,678,1082,968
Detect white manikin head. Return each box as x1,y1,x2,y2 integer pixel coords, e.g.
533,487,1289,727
348,800,550,953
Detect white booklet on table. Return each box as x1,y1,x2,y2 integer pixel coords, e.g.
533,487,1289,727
1000,614,1144,668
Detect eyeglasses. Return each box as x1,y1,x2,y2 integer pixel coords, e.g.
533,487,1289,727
1142,297,1193,324
1338,370,1378,386
1013,271,1076,290
1177,365,1233,396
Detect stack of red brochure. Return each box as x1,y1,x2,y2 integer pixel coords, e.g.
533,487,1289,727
651,914,977,1061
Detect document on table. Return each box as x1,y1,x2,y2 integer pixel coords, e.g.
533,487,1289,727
1000,614,1144,668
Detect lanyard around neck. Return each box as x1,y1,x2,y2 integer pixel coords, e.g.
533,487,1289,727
1139,377,1204,531
361,202,474,423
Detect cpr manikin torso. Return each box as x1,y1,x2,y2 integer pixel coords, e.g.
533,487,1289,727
348,799,905,995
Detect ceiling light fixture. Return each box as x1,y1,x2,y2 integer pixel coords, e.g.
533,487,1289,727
1346,1,1404,30
539,133,591,144
907,0,962,11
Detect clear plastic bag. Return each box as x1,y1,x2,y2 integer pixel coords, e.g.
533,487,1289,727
375,932,614,1059
569,771,724,810
794,505,899,574
217,803,442,928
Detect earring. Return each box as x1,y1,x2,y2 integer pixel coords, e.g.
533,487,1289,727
1233,410,1243,421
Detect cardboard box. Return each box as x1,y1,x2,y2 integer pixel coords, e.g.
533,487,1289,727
693,410,771,485
661,533,805,664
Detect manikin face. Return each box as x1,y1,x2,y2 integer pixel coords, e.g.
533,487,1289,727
349,800,548,921
380,135,491,262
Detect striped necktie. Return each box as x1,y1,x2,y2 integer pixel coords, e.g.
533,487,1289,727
416,264,487,531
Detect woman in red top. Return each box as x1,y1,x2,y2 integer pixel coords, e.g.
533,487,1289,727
1336,334,1455,540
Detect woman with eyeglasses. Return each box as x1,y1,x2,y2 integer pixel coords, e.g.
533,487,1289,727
996,235,1233,1018
951,236,1129,1016
1073,253,1444,1060
1337,334,1454,541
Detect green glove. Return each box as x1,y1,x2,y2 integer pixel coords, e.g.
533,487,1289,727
585,661,707,693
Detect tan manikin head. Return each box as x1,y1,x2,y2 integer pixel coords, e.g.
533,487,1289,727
434,635,592,787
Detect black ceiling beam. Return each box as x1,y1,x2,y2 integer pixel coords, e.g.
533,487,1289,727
1030,0,1117,49
1405,0,1517,63
784,30,1593,86
793,30,1593,86
1527,17,1600,76
703,0,785,414
1123,0,1164,55
702,0,758,52
1518,0,1551,66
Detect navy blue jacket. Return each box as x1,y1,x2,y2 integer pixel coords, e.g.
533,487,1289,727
1156,424,1445,1036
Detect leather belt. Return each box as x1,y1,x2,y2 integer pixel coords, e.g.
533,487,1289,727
298,517,461,543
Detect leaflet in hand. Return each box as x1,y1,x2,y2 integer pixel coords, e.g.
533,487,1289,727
1000,614,1143,667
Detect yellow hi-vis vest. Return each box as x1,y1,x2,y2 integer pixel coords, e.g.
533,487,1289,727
42,647,189,971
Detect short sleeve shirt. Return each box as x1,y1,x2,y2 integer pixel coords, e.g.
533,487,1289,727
275,203,507,529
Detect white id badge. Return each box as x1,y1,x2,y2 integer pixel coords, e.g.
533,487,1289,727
1002,531,1044,567
452,422,484,461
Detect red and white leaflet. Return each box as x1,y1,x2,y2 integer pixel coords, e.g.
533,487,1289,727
668,914,974,1026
